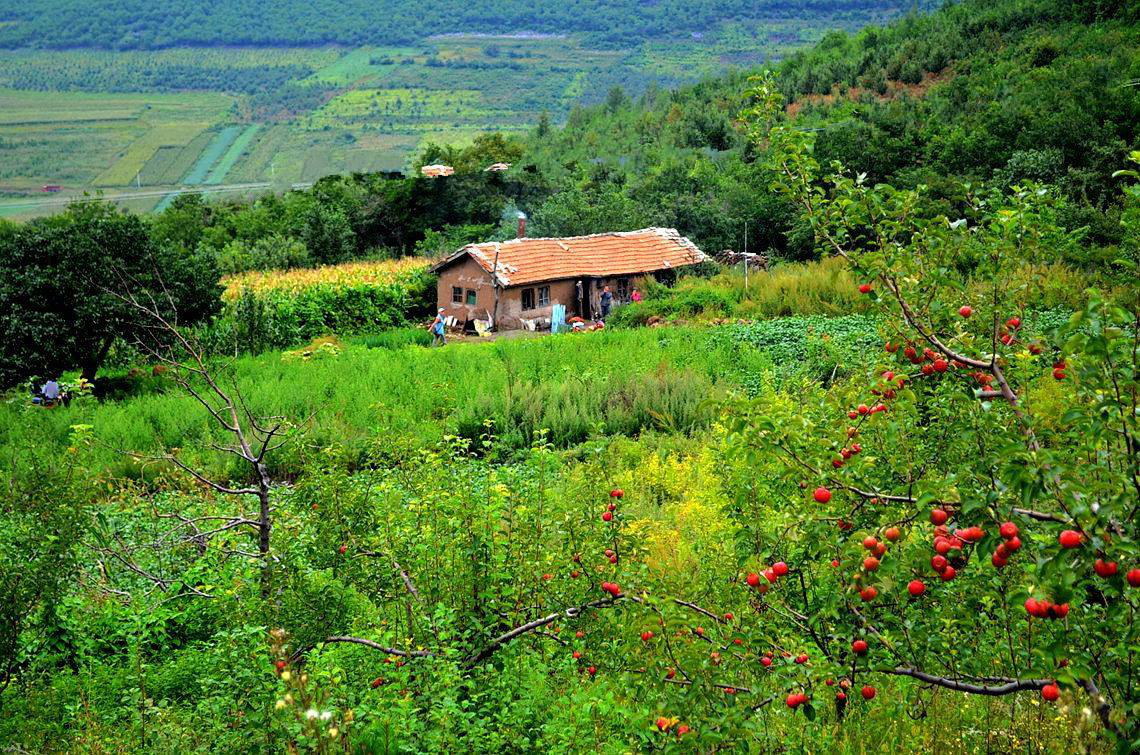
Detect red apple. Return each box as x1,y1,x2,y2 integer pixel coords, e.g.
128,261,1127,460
338,544,347,555
773,561,789,577
1128,569,1140,587
863,536,878,550
1041,683,1059,702
602,511,613,522
746,572,761,588
814,487,832,504
610,488,624,499
760,656,772,668
858,283,873,294
572,650,581,660
907,579,926,597
852,639,868,655
859,586,878,602
931,555,948,573
863,556,880,572
1058,530,1082,549
861,685,876,700
885,527,901,542
1095,559,1119,578
795,653,808,664
641,631,654,642
655,716,670,731
940,566,957,581
930,509,949,526
587,666,596,676
958,305,972,318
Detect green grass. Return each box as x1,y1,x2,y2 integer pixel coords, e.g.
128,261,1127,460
0,325,772,478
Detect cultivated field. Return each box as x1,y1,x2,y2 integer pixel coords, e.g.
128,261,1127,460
0,13,892,218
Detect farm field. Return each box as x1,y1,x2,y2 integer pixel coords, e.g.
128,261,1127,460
0,9,901,219
221,256,431,298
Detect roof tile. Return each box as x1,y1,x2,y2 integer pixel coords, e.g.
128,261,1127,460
431,228,707,286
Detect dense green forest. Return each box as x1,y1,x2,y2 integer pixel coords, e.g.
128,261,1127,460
0,0,930,49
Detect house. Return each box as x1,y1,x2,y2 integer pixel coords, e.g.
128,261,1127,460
429,227,708,330
420,164,455,177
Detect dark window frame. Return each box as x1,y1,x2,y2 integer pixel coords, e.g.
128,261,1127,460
521,287,535,311
452,286,463,304
537,285,550,307
465,289,477,306
616,277,630,300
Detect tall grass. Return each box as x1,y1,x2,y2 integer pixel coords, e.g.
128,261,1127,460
0,328,749,482
612,257,1116,326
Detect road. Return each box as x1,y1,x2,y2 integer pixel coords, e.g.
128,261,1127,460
0,181,314,213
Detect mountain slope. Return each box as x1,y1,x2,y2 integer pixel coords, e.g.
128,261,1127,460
0,0,928,50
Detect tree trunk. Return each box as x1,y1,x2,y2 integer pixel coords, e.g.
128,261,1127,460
256,461,272,599
80,337,114,382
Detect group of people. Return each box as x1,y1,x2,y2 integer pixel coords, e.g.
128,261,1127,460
598,285,642,319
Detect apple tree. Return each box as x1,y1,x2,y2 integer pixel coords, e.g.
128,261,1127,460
705,74,1140,741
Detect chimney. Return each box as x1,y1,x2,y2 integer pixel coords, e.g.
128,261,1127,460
517,211,526,239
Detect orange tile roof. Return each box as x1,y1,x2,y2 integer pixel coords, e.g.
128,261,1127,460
430,228,707,287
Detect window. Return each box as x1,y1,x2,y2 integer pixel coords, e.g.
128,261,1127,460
521,287,535,310
616,278,630,300
465,289,477,306
452,286,463,304
537,286,550,307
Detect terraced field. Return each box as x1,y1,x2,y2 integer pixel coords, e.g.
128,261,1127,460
0,12,905,218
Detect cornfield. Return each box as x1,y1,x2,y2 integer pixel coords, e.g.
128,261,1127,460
221,257,431,300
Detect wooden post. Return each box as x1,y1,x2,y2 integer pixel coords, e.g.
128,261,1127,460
490,242,502,331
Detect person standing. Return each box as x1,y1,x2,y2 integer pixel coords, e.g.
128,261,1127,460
431,308,447,346
599,285,613,319
631,287,642,303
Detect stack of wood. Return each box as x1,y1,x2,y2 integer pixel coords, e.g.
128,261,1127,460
717,249,769,271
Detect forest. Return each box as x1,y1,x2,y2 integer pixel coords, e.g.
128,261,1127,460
0,0,932,49
1,0,1139,751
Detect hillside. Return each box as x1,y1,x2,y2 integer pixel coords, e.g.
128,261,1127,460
0,1,931,219
0,0,927,49
514,0,1140,256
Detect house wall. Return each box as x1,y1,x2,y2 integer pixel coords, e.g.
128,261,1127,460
435,257,495,323
435,258,670,330
496,278,578,329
